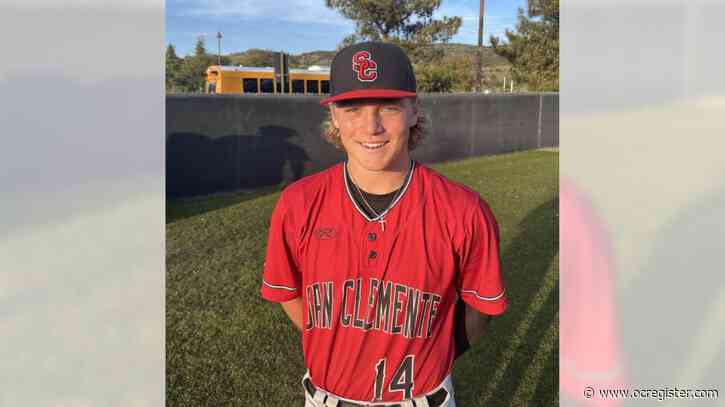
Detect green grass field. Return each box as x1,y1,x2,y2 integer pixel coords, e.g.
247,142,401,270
167,150,559,406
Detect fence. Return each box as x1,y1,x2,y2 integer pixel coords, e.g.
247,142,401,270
166,93,558,198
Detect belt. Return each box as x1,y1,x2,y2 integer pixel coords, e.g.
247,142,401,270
304,378,448,407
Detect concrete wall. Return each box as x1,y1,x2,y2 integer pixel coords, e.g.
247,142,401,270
166,93,558,198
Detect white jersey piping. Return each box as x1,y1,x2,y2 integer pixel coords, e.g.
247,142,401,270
343,160,416,223
460,288,506,302
263,280,298,291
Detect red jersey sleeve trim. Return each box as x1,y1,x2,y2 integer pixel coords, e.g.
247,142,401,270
460,289,508,315
260,280,301,303
263,280,298,291
460,288,505,301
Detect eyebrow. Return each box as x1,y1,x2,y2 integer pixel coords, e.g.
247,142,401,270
335,100,405,108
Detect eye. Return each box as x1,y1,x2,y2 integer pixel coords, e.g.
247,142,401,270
343,107,360,113
381,105,401,113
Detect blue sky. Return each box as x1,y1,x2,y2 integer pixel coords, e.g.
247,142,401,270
166,0,526,56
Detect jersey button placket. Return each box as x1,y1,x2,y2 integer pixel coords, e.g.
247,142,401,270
365,226,379,268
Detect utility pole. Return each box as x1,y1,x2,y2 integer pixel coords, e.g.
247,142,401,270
475,0,485,92
280,51,286,94
216,32,223,66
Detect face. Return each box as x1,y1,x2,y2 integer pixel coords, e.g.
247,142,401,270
330,98,418,173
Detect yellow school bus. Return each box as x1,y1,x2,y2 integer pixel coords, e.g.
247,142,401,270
205,65,331,95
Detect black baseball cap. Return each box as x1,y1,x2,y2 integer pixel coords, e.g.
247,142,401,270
319,41,417,106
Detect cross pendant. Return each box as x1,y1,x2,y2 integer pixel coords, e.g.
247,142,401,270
378,218,386,232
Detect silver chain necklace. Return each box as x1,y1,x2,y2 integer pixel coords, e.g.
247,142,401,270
350,176,395,231
347,161,411,232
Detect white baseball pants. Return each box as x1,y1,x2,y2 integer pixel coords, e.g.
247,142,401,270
302,371,456,407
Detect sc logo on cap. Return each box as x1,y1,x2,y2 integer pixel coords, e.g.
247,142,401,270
352,51,378,82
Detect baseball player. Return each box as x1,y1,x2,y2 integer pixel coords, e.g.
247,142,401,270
260,41,508,407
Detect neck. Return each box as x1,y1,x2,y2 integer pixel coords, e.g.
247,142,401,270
346,158,410,195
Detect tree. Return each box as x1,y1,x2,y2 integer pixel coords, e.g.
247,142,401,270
175,36,215,93
165,44,181,93
445,53,475,92
194,36,206,56
489,0,558,91
415,63,455,93
325,0,462,64
172,36,233,93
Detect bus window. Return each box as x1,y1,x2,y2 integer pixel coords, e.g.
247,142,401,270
292,79,304,94
243,78,258,94
321,80,330,94
274,80,291,94
306,80,319,94
260,79,274,93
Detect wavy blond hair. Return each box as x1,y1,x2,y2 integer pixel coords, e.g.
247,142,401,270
320,98,429,151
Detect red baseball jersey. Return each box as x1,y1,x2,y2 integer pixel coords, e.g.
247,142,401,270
260,162,507,402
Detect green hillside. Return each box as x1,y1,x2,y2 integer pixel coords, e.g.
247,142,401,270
199,43,512,93
225,43,508,69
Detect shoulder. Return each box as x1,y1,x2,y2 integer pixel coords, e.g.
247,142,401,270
415,164,498,237
277,163,342,208
415,163,484,210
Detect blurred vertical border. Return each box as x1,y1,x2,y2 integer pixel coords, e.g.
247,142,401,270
560,0,725,405
0,1,164,406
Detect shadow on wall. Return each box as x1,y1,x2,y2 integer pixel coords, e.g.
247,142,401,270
166,125,309,198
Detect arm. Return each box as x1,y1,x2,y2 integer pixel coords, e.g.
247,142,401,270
457,198,506,346
280,297,305,331
464,303,492,346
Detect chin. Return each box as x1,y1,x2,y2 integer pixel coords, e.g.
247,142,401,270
346,146,409,172
358,160,390,172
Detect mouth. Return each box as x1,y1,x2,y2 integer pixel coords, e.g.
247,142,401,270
358,141,389,151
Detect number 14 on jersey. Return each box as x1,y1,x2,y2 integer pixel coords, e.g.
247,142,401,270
373,355,415,401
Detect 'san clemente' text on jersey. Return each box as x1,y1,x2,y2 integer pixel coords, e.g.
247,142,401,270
305,278,442,338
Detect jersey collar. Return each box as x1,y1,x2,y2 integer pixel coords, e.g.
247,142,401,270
342,160,416,223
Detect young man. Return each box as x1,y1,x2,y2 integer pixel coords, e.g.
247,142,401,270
260,41,508,407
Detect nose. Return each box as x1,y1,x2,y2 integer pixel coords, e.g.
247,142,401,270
361,109,384,135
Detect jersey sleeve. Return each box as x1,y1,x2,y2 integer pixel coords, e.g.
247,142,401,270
260,191,302,302
457,198,508,315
